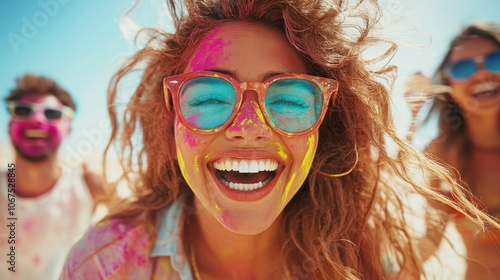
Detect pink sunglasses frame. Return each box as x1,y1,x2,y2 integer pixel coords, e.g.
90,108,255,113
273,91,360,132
163,71,339,136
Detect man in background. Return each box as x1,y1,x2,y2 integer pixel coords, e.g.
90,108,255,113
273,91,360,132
0,73,109,280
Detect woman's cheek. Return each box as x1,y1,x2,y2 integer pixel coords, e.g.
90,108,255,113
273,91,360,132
279,134,317,207
175,121,208,180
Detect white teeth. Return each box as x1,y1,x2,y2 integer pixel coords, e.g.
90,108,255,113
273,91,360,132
239,160,249,173
213,158,279,191
472,82,500,95
249,160,259,173
258,160,266,170
220,177,270,191
213,158,279,173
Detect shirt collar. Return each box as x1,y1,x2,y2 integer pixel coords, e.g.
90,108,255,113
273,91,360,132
150,195,194,279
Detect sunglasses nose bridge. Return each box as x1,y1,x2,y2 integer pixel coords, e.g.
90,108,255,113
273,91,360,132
474,56,487,71
468,56,495,80
239,82,265,95
238,82,269,117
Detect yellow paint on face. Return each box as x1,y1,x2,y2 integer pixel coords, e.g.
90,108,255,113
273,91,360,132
215,204,222,212
276,142,288,160
303,134,317,169
280,173,297,207
194,154,200,172
254,100,267,122
279,134,316,207
239,118,254,127
176,147,187,179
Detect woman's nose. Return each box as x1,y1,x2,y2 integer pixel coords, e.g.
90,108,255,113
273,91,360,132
225,92,272,142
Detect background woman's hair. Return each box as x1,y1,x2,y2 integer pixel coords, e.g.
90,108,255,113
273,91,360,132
103,1,497,279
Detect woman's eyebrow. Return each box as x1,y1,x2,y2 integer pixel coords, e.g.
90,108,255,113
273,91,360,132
204,68,286,81
262,71,286,81
204,68,238,78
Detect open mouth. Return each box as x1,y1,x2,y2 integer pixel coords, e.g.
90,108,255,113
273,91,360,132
471,82,500,100
24,129,49,139
212,158,279,192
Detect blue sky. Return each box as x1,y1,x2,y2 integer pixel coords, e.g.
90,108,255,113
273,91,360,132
1,0,500,164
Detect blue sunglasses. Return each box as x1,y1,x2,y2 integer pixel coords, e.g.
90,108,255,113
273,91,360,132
447,50,500,80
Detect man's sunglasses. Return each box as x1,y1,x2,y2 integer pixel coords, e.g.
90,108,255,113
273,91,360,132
447,50,500,80
163,71,339,136
7,101,74,120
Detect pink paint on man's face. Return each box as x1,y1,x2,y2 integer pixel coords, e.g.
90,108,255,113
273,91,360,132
8,94,71,161
188,26,232,71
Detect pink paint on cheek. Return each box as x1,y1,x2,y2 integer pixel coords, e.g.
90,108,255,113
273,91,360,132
9,120,66,157
190,27,232,71
182,130,201,148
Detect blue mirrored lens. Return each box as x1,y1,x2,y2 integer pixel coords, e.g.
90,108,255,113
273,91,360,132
265,79,322,133
179,77,236,129
449,59,476,80
485,51,500,72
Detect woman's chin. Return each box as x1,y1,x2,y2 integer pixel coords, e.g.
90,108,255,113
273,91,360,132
215,207,281,235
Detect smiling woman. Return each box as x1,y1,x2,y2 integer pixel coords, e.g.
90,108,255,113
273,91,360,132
59,1,500,279
405,22,500,279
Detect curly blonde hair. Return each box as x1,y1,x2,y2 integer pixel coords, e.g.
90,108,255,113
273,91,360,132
103,1,497,279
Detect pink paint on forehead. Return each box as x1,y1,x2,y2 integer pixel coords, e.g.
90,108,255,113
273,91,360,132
189,26,232,71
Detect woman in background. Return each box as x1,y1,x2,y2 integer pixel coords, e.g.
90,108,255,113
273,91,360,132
406,22,500,279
